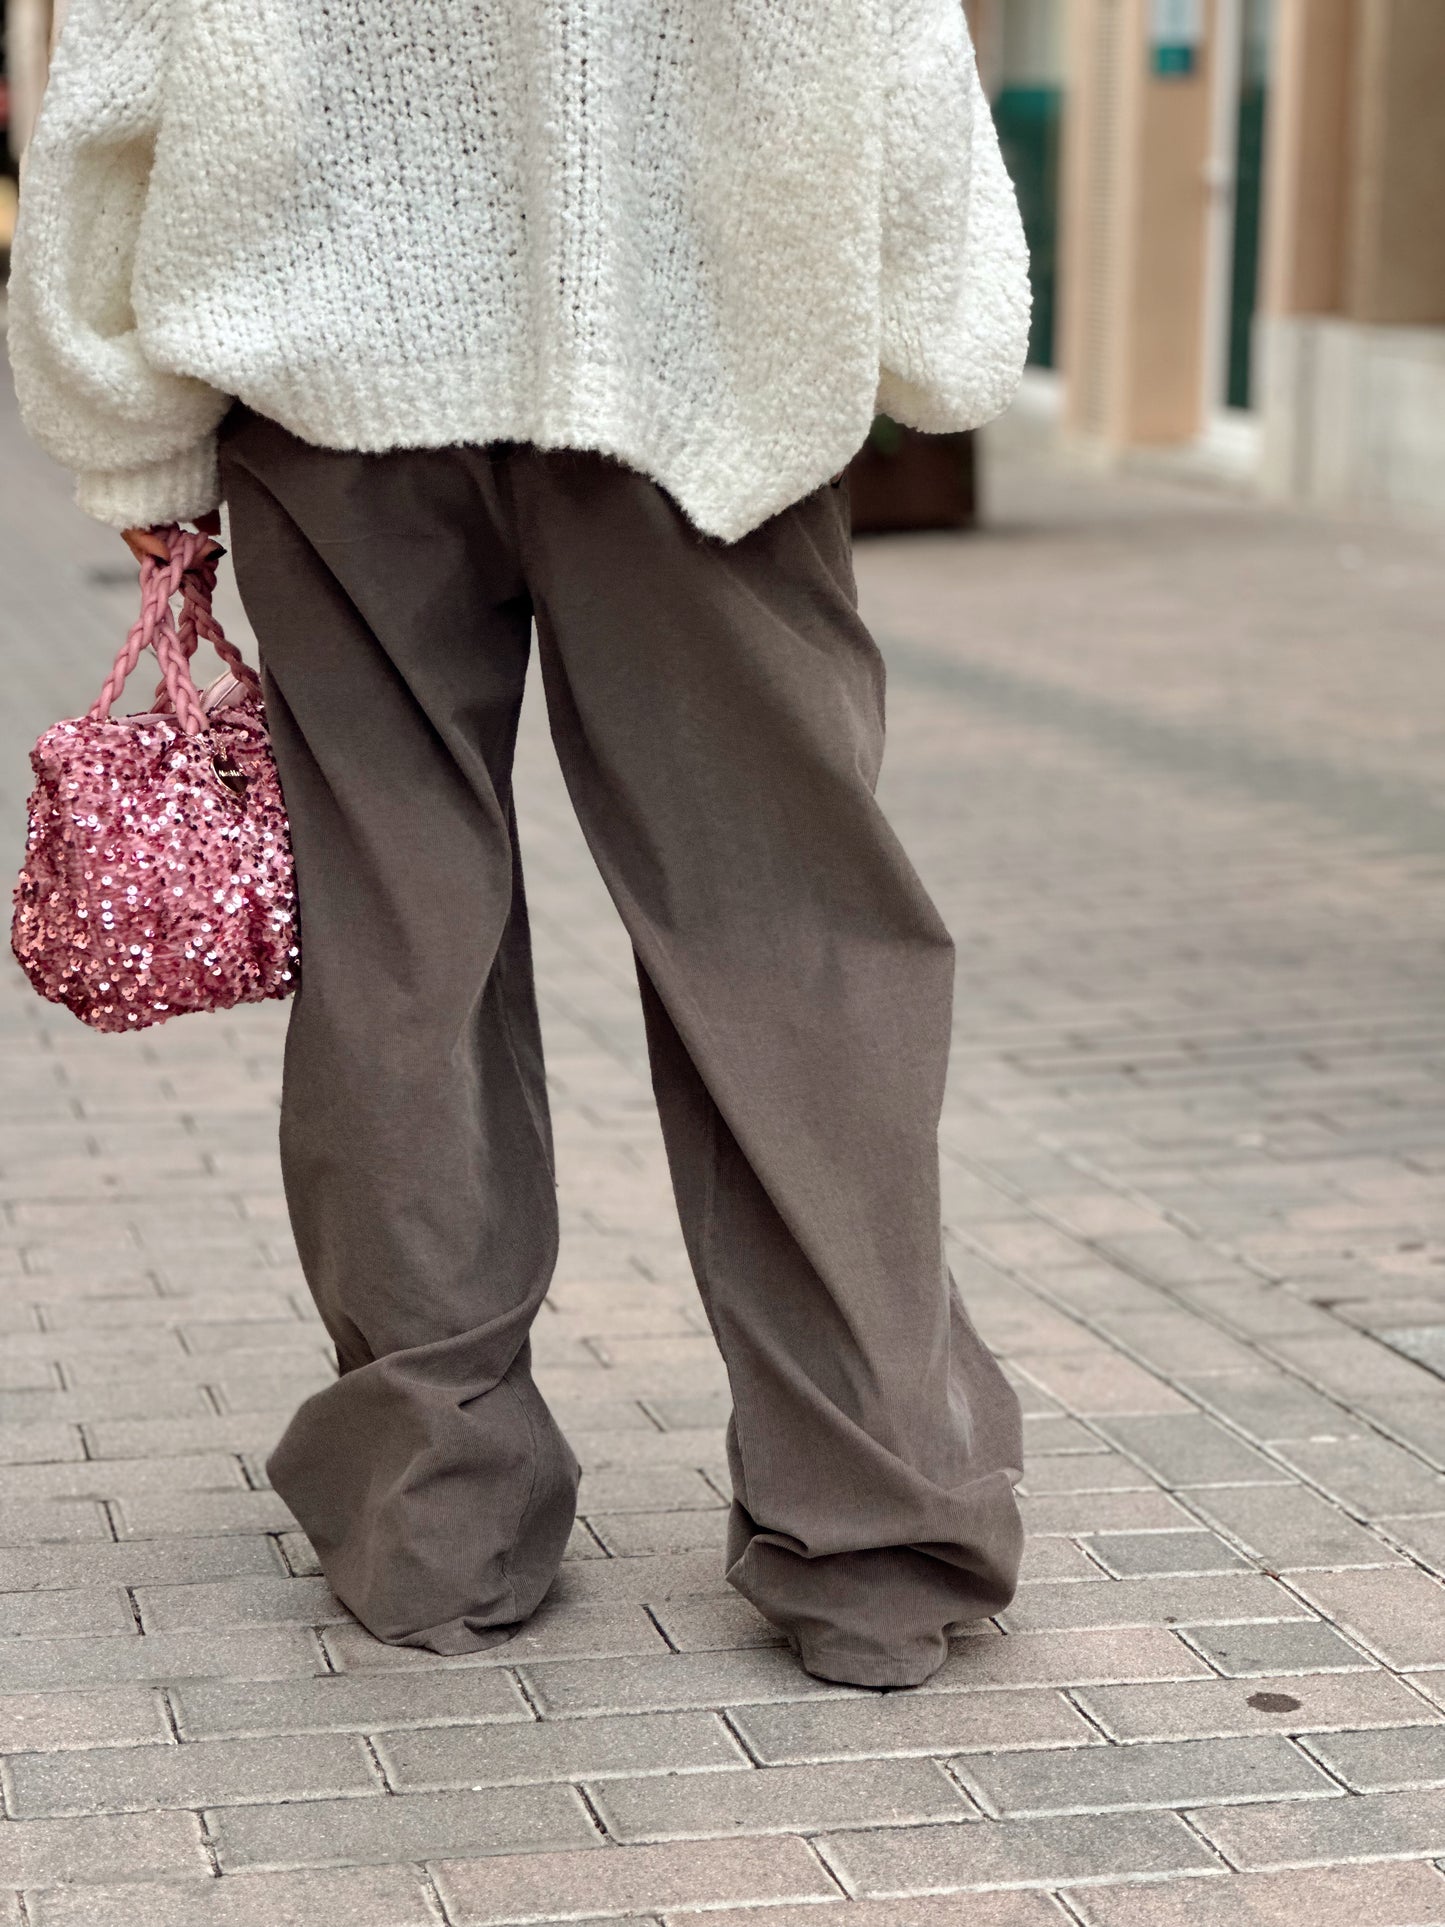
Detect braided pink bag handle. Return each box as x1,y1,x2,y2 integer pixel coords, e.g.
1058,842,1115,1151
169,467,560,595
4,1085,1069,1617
88,527,261,737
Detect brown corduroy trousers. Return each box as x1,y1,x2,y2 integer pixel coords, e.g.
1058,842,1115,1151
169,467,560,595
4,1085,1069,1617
220,406,1023,1689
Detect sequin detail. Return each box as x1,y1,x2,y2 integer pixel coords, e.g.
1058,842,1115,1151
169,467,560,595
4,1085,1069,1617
12,694,297,1033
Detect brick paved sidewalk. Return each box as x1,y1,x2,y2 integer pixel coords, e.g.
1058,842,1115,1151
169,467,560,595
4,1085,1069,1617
3,363,1445,1925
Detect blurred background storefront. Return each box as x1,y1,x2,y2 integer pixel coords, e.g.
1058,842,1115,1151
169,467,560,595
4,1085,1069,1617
5,0,1444,524
967,0,1445,522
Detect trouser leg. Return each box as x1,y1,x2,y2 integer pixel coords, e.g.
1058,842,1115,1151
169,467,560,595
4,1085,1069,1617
220,415,578,1652
515,451,1023,1687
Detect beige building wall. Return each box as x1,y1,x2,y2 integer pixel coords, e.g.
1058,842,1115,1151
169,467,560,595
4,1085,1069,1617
1346,0,1445,327
1257,0,1445,514
1057,0,1219,449
6,0,65,160
1260,0,1356,319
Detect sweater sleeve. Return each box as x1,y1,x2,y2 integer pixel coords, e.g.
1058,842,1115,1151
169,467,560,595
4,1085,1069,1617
5,0,230,529
875,0,1032,433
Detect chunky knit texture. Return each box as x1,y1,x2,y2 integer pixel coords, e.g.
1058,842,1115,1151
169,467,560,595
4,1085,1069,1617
8,0,1030,542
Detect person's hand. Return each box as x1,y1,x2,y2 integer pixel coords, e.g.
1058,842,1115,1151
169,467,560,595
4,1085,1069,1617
121,509,223,568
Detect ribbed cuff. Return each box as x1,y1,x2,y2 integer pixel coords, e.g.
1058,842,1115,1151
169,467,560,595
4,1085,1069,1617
75,436,221,531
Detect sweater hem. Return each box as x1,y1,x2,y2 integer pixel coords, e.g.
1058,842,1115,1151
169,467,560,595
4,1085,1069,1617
225,364,882,543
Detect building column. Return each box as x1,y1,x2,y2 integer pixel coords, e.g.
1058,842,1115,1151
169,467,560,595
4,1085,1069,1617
1257,0,1445,512
6,0,65,161
1057,0,1221,450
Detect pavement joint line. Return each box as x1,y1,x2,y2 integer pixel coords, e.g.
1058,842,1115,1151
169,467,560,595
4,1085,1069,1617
799,1832,854,1900
509,1667,547,1722
1052,1892,1094,1926
362,1732,396,1794
1059,1686,1117,1746
418,1860,458,1926
573,1780,616,1842
196,1805,224,1878
1175,1802,1247,1874
715,1708,766,1768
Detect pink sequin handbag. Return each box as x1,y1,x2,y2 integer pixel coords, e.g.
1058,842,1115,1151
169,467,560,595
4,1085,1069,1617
11,526,298,1032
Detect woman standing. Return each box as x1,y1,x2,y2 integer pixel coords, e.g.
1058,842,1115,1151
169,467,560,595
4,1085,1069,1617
8,0,1031,1689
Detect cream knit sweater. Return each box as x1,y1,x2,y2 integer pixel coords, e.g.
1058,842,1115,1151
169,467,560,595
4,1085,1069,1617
7,0,1030,543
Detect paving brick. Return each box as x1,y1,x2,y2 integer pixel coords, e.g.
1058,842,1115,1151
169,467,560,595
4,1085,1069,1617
1018,1537,1110,1581
1008,1351,1192,1416
81,1417,286,1462
1300,1724,1445,1792
1183,1620,1373,1676
132,1575,344,1634
1193,1784,1445,1870
1021,1413,1108,1455
112,1492,297,1538
520,1649,864,1717
563,1428,727,1475
0,1538,285,1592
0,1587,135,1639
1381,1514,1445,1572
1063,1861,1445,1925
378,1710,746,1790
0,1337,189,1376
323,1602,668,1673
0,1358,60,1394
0,1685,171,1752
0,1457,249,1503
1370,1395,1445,1473
1267,1334,1445,1402
6,1731,380,1818
727,1688,1099,1762
588,1511,730,1557
0,1501,111,1548
24,1864,442,1927
1176,1373,1366,1443
62,1347,329,1392
550,1397,661,1433
205,1371,335,1416
1075,1670,1442,1742
0,1384,214,1424
0,1628,321,1692
678,1901,1065,1927
1092,1414,1288,1488
209,1782,600,1871
999,1572,1308,1634
433,1836,838,1923
589,1757,970,1842
1085,1530,1253,1576
0,1808,208,1884
40,1297,294,1336
1276,1437,1445,1517
0,1425,84,1468
1018,1451,1160,1496
1289,1568,1445,1670
171,1666,533,1738
1098,1311,1265,1377
956,1733,1338,1817
820,1809,1218,1894
524,1551,725,1607
575,1468,723,1512
645,1598,787,1653
1188,1485,1402,1571
901,1628,1213,1695
1020,1490,1199,1535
